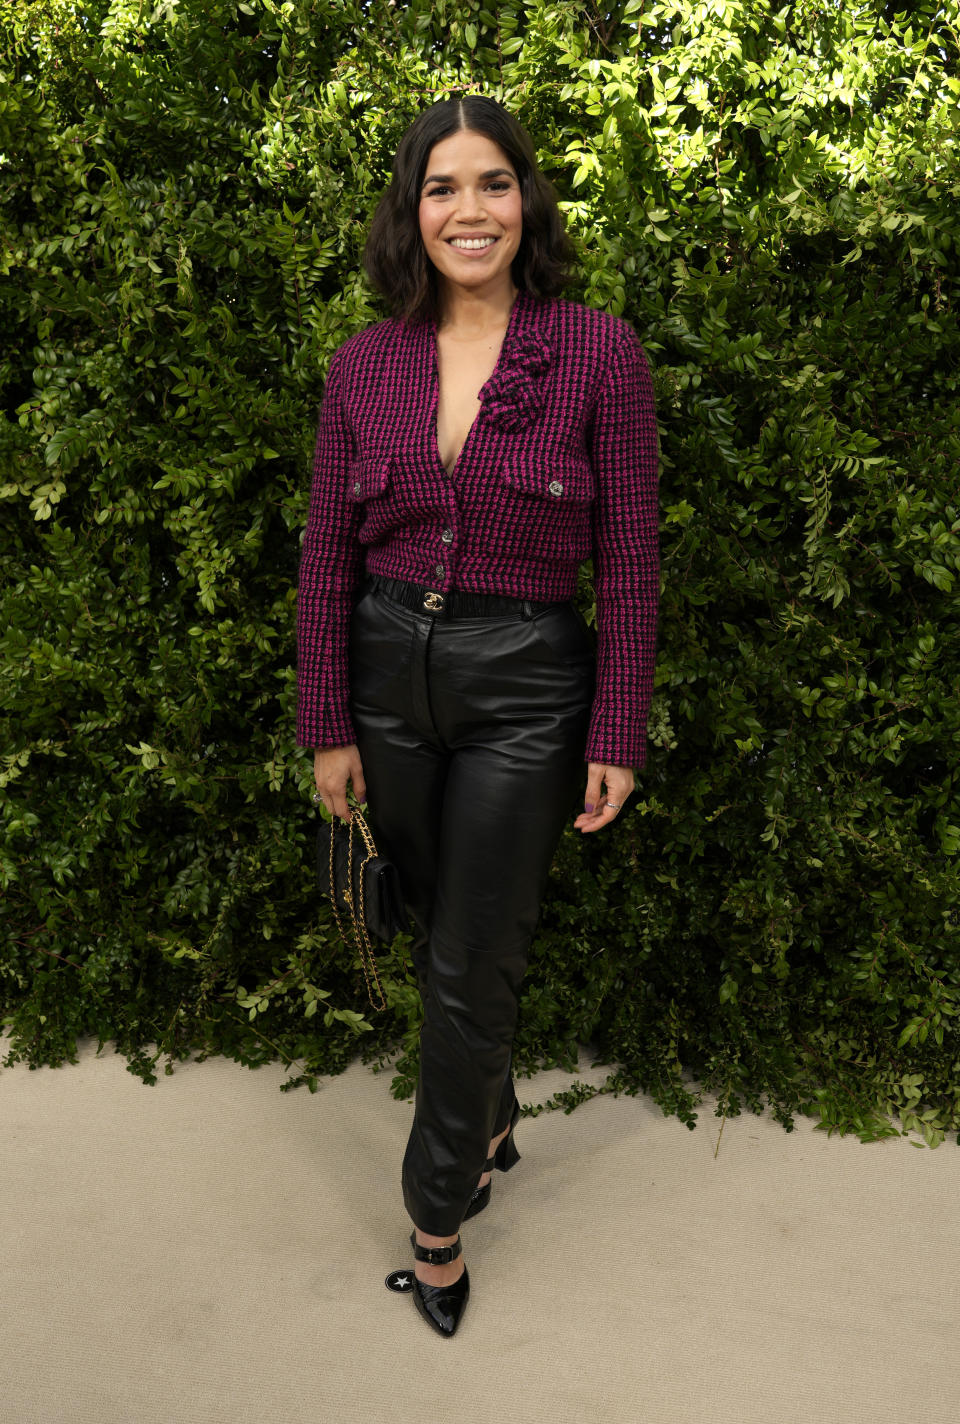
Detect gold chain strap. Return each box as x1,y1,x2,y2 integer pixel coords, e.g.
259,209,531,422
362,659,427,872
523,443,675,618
327,807,387,1013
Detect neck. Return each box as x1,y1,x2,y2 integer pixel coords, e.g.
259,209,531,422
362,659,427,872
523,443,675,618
436,276,519,336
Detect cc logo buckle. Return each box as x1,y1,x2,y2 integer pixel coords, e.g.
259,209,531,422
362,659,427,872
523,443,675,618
423,591,444,612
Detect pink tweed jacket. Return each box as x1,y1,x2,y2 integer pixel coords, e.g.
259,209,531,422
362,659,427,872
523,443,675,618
296,287,660,767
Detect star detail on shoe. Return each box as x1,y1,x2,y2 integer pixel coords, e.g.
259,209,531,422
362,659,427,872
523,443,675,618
384,1270,414,1293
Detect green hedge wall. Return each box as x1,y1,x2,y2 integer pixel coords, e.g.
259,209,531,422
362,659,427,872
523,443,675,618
2,0,959,1143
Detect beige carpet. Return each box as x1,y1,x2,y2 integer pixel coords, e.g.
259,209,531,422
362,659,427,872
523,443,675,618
1,1035,957,1424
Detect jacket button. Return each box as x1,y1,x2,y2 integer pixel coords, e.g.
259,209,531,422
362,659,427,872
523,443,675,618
352,480,362,495
434,563,445,579
441,528,453,544
548,480,564,497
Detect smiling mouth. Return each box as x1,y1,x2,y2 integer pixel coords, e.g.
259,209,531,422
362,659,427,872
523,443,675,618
447,236,498,250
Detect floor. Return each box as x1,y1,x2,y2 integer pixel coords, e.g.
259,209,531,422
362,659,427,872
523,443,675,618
1,1036,957,1424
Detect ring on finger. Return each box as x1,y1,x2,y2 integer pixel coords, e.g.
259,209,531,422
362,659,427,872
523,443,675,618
605,800,622,810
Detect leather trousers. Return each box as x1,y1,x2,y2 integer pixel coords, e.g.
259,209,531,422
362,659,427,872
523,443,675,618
348,582,595,1237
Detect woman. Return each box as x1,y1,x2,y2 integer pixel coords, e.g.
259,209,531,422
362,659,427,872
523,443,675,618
297,94,659,1338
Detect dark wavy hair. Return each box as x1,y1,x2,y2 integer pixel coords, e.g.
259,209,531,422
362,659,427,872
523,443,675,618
363,95,576,325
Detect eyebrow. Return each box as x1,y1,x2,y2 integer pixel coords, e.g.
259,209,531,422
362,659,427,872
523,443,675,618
421,167,515,186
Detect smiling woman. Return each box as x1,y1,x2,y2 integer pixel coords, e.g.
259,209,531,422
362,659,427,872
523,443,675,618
297,94,659,1339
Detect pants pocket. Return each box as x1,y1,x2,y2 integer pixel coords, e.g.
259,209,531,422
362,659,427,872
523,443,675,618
527,603,596,672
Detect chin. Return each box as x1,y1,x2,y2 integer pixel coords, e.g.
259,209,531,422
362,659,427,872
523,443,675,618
435,256,517,288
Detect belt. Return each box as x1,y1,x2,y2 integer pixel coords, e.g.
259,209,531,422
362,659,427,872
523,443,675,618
367,575,556,620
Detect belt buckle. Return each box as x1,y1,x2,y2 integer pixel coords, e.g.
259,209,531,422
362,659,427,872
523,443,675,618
423,590,444,613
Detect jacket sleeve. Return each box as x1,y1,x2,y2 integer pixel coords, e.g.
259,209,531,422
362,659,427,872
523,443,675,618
586,322,660,769
295,350,364,748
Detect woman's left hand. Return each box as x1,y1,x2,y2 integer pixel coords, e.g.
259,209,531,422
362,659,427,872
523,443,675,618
574,763,635,834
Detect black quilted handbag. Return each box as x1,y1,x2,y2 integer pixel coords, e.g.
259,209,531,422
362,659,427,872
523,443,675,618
316,806,406,1011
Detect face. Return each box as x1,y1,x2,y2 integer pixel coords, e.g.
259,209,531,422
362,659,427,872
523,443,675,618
417,128,523,298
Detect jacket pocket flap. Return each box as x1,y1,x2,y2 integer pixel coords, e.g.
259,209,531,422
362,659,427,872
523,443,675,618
347,457,392,501
503,457,595,502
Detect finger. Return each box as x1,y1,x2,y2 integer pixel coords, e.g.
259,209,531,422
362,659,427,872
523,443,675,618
605,774,634,806
578,803,621,834
349,754,367,806
573,804,607,831
314,790,335,818
582,765,604,816
315,772,349,821
331,798,352,823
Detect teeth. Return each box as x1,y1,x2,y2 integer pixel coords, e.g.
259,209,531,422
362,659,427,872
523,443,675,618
449,237,496,249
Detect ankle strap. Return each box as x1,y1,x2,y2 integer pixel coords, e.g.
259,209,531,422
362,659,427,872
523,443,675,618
410,1232,462,1266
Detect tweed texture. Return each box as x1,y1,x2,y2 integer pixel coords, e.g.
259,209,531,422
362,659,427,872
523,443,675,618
296,287,660,767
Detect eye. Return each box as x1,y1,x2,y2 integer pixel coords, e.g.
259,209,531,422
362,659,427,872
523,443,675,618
423,179,514,197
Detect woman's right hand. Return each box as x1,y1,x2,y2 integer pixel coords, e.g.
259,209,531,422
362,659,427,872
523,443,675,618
313,745,366,821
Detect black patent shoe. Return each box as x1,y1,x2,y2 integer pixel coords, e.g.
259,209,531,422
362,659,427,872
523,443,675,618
410,1232,470,1338
463,1099,522,1221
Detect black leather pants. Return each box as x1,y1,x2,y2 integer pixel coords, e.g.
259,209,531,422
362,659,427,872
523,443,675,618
348,582,595,1237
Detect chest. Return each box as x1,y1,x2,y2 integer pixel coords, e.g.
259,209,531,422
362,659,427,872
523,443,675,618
434,329,506,476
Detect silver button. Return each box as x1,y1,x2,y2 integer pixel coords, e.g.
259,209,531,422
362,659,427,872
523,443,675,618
441,528,453,545
352,480,362,495
434,563,445,579
548,480,564,497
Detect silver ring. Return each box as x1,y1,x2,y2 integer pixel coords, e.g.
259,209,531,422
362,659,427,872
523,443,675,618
605,801,621,810
312,791,324,804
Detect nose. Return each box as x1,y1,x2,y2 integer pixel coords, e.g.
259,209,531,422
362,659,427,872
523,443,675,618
453,186,486,221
